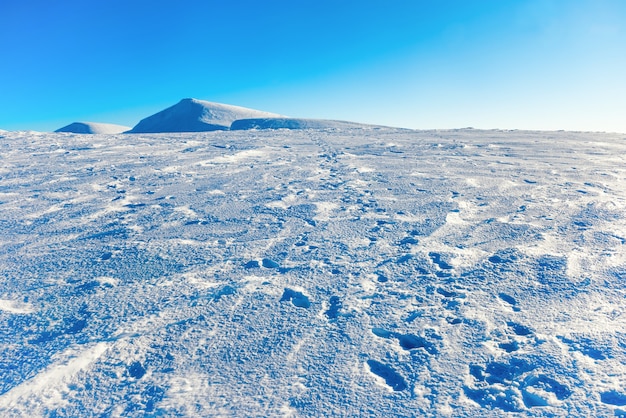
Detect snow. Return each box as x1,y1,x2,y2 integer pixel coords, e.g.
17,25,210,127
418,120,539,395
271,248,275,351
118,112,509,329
55,122,131,134
230,117,380,130
59,99,387,135
128,98,283,133
0,127,625,417
0,300,36,314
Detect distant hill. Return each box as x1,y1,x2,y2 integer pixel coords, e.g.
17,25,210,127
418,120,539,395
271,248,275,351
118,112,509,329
128,98,283,133
55,122,130,134
50,99,390,135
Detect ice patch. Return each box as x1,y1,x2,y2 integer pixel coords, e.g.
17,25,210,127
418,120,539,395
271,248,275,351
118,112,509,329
173,205,198,218
0,299,36,314
211,149,267,163
313,201,338,221
183,273,219,289
95,276,119,287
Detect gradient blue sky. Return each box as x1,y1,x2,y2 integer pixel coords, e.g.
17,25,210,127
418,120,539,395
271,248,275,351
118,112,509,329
1,0,625,132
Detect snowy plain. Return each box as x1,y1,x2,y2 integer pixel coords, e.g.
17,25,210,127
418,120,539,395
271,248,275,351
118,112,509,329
0,127,625,417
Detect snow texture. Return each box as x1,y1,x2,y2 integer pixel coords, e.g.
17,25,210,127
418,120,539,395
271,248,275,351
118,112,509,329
128,98,283,133
0,127,625,417
55,122,131,135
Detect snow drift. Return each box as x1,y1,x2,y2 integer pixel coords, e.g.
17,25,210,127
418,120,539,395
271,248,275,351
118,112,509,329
55,122,131,134
128,98,283,133
230,118,376,130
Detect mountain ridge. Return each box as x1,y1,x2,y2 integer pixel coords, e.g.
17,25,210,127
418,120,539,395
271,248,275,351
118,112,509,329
53,98,394,134
127,98,283,133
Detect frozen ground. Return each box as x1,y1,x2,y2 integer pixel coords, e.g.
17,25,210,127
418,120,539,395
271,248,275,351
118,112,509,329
0,127,625,417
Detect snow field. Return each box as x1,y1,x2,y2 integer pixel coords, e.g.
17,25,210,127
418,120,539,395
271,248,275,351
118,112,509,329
0,128,625,416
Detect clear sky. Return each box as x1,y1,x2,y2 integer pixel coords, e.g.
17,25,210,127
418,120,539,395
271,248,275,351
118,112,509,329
1,0,625,132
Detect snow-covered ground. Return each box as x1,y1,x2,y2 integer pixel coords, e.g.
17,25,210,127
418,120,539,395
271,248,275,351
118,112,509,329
0,127,625,417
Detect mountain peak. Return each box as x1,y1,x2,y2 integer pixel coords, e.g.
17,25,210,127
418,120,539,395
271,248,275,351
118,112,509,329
128,98,283,133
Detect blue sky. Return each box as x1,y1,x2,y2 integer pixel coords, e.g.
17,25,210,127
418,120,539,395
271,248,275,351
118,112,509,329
1,0,625,132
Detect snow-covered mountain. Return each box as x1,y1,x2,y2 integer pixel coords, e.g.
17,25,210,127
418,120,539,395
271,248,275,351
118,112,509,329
128,98,283,133
55,122,131,134
103,98,385,134
0,127,625,417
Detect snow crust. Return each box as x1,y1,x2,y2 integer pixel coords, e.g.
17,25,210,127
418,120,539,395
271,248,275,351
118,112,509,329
0,128,625,417
55,122,131,134
128,98,283,133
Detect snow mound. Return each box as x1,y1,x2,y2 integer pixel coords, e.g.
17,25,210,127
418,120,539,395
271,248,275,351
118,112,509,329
230,118,378,130
55,122,131,134
128,98,283,133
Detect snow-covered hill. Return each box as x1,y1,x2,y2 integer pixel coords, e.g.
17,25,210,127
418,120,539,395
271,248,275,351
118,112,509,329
0,128,625,417
122,98,385,133
128,98,283,133
55,122,131,134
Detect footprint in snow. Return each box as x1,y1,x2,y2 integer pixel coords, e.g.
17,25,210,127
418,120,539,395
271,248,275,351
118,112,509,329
366,359,408,391
371,328,439,355
280,288,310,308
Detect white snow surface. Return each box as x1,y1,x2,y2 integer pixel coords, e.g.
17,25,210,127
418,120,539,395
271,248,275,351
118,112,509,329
55,122,131,134
0,128,625,417
128,98,283,133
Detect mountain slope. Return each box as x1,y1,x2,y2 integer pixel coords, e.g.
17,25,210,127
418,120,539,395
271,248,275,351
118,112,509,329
128,98,283,133
230,117,381,130
55,122,131,134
